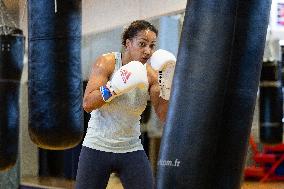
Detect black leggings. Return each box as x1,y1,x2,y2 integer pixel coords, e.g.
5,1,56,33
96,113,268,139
75,146,154,189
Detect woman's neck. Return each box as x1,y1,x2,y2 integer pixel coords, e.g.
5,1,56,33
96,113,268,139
121,51,131,65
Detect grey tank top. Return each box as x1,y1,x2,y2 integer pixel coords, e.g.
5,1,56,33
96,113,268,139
83,52,149,153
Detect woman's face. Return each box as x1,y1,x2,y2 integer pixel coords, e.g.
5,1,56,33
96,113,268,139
125,30,157,63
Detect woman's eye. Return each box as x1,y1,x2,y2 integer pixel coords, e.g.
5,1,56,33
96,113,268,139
139,42,146,47
150,44,156,49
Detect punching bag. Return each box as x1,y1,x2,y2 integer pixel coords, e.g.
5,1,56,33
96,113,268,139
156,0,272,188
156,1,239,188
259,60,283,144
39,81,90,179
0,28,24,171
28,0,84,150
280,40,284,83
212,1,272,188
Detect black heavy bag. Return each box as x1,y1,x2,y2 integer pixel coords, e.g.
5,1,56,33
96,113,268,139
281,42,284,83
39,81,90,179
0,31,24,171
212,1,272,188
28,0,84,150
259,60,283,144
156,1,239,188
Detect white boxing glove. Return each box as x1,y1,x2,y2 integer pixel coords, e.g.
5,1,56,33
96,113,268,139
100,61,148,102
149,49,176,100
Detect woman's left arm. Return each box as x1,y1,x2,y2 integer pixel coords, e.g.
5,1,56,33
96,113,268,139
147,64,169,123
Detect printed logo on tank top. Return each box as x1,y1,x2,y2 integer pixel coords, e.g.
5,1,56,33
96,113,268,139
120,69,132,83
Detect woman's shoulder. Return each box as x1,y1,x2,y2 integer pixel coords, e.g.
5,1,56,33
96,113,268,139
96,52,116,65
92,52,116,74
97,52,116,63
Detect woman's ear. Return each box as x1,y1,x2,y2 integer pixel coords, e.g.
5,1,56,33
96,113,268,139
125,39,131,50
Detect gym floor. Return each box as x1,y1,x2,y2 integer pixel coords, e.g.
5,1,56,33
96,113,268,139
21,176,284,189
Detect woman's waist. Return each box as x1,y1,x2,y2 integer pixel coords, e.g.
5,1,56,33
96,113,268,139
89,111,141,129
83,132,142,149
86,122,141,139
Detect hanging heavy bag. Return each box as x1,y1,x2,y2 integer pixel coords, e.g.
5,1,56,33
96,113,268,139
156,0,272,188
0,26,24,171
28,0,84,150
156,0,239,188
280,40,284,83
259,60,283,144
212,1,273,188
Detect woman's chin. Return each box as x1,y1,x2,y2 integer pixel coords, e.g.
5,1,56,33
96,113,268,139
140,59,148,64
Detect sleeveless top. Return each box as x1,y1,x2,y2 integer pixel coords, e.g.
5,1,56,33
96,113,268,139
83,52,150,153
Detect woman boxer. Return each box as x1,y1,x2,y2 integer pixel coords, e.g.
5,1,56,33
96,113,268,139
75,20,176,189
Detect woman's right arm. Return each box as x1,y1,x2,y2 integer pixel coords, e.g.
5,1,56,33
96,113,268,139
83,54,115,113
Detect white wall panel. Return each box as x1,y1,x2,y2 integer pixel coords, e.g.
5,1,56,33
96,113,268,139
83,0,141,34
140,0,186,20
82,0,187,35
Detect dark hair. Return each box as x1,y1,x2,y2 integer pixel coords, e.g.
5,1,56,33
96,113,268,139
122,20,158,46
